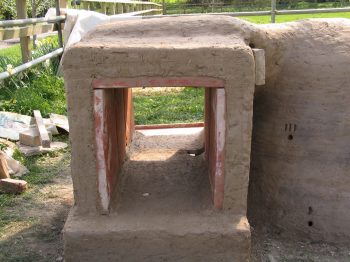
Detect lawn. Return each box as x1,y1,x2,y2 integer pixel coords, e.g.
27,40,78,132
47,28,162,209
133,87,204,125
0,44,23,62
242,11,350,23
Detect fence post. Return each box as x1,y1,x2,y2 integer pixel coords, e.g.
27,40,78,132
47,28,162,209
59,0,68,8
271,0,276,23
31,0,37,49
16,0,30,63
55,0,64,49
162,0,166,15
119,3,124,13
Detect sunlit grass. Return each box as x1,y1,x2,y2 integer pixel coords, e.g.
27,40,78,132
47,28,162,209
242,12,350,24
133,87,204,125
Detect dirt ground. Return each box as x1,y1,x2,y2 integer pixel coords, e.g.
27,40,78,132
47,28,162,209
1,131,349,261
0,149,72,262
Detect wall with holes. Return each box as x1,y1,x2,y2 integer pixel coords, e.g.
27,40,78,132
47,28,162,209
247,18,350,243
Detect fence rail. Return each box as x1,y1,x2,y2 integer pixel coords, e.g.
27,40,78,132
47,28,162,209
76,0,162,15
164,0,350,22
0,16,66,27
0,48,64,81
161,6,350,19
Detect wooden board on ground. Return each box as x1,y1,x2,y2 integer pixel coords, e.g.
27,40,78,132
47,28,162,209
17,141,67,156
0,178,27,194
33,110,51,148
0,151,10,179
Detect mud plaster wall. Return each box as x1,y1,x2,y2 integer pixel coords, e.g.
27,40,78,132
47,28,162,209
62,16,255,214
248,18,350,242
62,16,350,242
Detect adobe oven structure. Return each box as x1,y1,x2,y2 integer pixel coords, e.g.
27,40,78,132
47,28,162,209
62,16,350,261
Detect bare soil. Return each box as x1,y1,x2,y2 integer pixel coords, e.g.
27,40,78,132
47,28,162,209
0,150,73,262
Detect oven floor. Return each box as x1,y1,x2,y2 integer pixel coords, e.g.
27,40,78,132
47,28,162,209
111,127,213,215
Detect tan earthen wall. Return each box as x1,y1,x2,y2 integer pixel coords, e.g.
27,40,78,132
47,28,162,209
63,16,256,214
63,16,350,242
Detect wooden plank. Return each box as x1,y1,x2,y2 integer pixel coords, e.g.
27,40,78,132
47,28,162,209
55,0,64,49
204,88,211,161
135,122,204,130
0,24,54,41
0,16,65,27
31,0,37,49
94,89,110,213
116,89,126,166
101,3,107,14
80,0,162,7
33,110,51,148
252,48,265,86
213,88,225,209
16,0,30,63
271,0,276,23
59,0,68,8
117,3,123,13
0,152,10,179
0,178,27,194
123,88,132,145
93,77,225,89
207,88,226,209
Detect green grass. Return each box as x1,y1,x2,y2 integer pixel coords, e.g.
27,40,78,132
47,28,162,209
242,12,350,24
165,0,350,15
0,36,65,118
0,44,22,62
133,88,204,125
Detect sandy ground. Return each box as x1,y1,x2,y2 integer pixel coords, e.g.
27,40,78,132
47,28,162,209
1,129,349,261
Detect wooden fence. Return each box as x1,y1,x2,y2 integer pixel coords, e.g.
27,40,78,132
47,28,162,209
163,0,350,23
76,0,163,15
0,0,161,81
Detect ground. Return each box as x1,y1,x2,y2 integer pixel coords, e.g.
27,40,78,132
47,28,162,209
1,132,350,261
0,141,72,262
